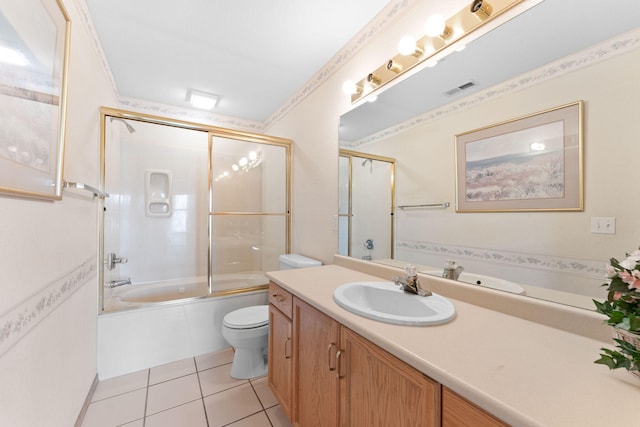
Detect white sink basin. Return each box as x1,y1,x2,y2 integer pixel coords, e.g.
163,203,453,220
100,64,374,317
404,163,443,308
333,281,456,326
421,271,526,295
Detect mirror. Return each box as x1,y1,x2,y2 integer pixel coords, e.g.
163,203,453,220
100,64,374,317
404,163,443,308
339,0,640,310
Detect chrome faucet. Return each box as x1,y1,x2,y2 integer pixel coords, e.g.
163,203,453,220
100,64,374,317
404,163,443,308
442,260,464,281
393,265,432,297
105,278,131,288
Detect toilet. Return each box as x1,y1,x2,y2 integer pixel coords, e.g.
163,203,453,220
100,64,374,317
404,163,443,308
221,254,321,379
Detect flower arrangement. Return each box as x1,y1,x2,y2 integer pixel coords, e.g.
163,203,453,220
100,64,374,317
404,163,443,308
593,249,640,373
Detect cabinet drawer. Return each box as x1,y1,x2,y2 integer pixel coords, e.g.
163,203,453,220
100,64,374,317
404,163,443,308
269,281,293,318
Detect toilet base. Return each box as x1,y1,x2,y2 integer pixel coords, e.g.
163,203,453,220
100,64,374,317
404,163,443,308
230,346,268,379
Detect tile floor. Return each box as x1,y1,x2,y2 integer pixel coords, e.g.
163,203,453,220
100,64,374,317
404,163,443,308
81,348,291,427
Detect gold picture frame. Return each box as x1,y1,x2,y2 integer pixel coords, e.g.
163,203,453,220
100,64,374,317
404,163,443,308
0,0,71,200
455,101,583,212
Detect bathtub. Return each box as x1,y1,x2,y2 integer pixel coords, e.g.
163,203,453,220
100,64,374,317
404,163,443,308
104,272,268,310
98,272,269,379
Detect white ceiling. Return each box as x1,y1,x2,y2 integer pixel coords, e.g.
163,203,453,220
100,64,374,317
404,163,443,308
84,0,390,122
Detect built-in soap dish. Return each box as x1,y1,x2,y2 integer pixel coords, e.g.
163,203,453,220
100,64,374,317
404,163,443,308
145,170,172,217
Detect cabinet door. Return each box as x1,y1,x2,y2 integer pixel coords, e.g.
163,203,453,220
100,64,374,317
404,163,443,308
442,387,508,427
268,304,293,419
339,327,438,427
293,297,340,427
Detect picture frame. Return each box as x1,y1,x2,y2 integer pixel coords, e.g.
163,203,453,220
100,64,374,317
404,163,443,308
455,101,583,212
0,0,71,200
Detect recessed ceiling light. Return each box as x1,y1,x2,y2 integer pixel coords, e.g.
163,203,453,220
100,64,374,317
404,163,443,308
189,90,218,110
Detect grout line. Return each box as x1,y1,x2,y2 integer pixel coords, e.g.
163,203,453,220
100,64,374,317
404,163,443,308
195,357,211,427
142,369,150,427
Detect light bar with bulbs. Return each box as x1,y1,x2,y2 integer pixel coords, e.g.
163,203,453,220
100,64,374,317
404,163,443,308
343,0,525,104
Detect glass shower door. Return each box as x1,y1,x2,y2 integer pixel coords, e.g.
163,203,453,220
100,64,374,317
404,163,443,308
209,136,290,293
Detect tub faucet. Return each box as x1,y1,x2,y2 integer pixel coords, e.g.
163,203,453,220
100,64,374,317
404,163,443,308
393,265,432,297
106,278,131,288
442,260,464,281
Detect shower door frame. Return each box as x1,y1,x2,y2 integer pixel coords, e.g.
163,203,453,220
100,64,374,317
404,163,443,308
98,107,291,313
338,149,395,260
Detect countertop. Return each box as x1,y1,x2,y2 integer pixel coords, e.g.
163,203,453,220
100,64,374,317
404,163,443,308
266,261,640,427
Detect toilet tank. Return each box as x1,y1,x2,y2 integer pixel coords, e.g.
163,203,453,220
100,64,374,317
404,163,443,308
279,254,322,270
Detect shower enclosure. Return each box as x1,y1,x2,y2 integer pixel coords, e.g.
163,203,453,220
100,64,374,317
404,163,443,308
338,150,395,260
99,108,291,312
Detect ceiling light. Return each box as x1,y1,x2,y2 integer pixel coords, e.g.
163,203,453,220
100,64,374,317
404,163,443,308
398,35,424,57
0,46,28,66
189,90,218,110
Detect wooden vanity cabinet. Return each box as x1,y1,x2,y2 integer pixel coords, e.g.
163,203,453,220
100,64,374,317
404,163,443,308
268,281,503,427
339,326,439,427
442,387,508,427
268,282,294,419
292,296,341,426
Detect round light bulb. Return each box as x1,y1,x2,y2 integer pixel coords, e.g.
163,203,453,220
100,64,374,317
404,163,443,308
398,35,417,56
232,164,239,171
342,80,357,95
238,157,248,167
425,14,446,37
248,151,257,160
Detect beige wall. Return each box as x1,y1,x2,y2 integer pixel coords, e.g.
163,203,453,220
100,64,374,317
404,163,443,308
0,0,118,424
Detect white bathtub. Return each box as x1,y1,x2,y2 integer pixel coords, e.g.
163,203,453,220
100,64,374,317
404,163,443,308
98,274,269,379
104,272,268,310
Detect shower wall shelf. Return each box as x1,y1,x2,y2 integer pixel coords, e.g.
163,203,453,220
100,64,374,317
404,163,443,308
63,181,109,199
398,202,450,209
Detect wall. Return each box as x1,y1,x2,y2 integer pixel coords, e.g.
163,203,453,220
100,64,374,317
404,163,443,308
0,0,118,425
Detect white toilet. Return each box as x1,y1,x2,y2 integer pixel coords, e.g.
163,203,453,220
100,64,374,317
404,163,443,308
221,254,321,379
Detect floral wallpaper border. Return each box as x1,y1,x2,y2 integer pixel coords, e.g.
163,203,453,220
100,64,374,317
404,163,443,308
396,240,606,280
343,28,640,149
0,258,96,357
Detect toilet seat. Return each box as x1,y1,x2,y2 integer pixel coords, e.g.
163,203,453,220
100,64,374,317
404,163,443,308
223,305,269,329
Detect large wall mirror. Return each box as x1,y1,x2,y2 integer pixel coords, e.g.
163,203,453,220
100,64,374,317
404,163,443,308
339,0,640,310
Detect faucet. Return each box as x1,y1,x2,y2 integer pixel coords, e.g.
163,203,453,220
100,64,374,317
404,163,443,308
105,252,128,271
393,265,432,297
442,260,464,281
105,278,131,288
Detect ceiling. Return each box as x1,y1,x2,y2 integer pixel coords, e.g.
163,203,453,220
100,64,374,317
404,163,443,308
84,0,390,123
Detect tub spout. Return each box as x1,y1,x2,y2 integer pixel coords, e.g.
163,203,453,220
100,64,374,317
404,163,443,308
106,278,131,288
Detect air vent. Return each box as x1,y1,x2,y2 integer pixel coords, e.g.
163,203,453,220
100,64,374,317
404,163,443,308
444,81,476,96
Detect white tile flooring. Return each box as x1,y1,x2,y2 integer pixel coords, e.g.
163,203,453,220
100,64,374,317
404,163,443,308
81,348,291,427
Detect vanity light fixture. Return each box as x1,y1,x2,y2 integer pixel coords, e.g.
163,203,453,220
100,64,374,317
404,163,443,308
344,0,525,105
425,15,452,39
398,35,424,57
470,0,493,20
189,89,219,110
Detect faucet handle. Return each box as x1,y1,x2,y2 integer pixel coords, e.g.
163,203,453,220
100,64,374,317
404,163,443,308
405,264,417,276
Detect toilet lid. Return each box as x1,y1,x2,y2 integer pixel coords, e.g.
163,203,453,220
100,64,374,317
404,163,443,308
223,305,269,329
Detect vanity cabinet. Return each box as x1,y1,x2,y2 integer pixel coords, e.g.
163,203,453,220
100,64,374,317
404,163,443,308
441,387,508,427
268,283,294,419
268,281,503,427
339,326,438,427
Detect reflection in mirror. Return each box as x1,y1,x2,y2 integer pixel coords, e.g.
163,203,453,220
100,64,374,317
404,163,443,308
339,0,640,310
338,150,395,260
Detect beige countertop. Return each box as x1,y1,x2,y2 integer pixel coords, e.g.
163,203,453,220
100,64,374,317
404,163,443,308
266,260,640,427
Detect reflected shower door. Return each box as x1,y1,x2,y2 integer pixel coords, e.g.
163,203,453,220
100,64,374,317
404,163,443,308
338,151,394,260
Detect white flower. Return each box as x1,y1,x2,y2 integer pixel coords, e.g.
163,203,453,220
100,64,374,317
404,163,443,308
620,257,640,270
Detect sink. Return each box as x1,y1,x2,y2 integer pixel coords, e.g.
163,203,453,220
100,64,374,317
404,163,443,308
420,271,526,295
333,281,455,326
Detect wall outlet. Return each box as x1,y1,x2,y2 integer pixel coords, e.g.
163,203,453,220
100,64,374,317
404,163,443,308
590,217,616,234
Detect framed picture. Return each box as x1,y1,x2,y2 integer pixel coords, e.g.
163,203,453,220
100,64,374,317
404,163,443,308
0,0,71,200
455,101,583,212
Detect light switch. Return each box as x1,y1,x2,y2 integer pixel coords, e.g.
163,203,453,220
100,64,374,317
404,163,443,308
590,217,616,234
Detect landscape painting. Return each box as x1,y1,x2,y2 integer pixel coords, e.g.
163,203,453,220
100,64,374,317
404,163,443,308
456,102,583,212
